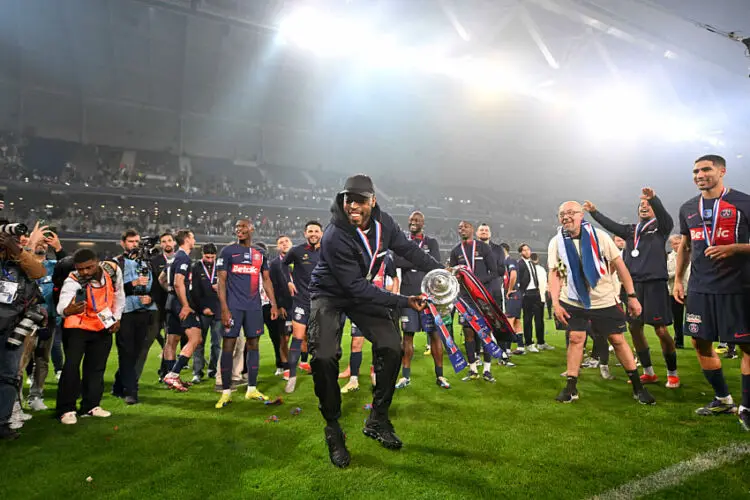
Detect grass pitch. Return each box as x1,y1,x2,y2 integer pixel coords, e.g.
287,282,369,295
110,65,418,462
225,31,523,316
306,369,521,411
3,319,749,499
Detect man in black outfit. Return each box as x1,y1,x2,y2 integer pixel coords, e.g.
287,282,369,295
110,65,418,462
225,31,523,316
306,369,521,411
584,187,679,388
517,244,548,352
308,174,441,468
268,235,294,376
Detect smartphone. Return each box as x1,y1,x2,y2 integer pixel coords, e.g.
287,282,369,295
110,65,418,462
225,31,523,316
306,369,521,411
46,225,57,237
75,287,86,303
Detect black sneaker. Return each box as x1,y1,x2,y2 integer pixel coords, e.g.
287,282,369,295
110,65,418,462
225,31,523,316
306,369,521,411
724,350,738,360
324,425,350,468
483,371,496,383
555,387,579,403
124,396,139,405
739,408,750,431
634,388,656,405
695,398,737,416
363,418,403,450
0,425,20,441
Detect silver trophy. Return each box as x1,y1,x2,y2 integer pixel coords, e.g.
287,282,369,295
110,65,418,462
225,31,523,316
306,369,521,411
421,269,460,317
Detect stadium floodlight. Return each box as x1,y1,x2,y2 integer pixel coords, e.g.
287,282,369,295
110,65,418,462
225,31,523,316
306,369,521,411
279,6,374,58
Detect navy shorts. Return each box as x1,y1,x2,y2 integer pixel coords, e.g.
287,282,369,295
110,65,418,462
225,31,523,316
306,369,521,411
165,295,201,335
629,280,673,327
504,291,522,318
291,299,310,326
561,302,628,338
224,309,264,338
400,309,436,334
684,292,750,344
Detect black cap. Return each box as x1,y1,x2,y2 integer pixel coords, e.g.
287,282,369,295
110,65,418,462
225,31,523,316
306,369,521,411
340,174,375,197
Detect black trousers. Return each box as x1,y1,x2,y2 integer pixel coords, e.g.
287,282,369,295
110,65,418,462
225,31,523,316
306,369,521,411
308,296,402,425
522,290,545,346
56,328,113,416
671,296,685,347
113,311,152,397
263,304,285,369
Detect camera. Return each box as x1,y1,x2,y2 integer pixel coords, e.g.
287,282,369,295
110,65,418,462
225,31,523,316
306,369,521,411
126,235,160,263
0,223,28,236
6,306,45,348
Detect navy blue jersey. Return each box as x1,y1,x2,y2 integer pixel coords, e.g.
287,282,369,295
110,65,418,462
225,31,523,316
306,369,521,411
679,189,750,294
168,249,192,294
283,244,320,305
504,256,519,291
218,244,268,311
449,240,497,285
394,234,441,296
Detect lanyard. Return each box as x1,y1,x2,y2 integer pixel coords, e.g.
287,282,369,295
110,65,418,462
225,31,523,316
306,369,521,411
356,221,382,280
87,279,108,313
201,260,216,284
633,218,657,251
461,241,476,272
411,234,424,249
698,188,727,247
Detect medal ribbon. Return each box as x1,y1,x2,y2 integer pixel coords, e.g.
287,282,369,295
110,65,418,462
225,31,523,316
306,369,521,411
201,260,216,285
461,241,476,272
356,221,382,280
698,188,727,247
633,218,657,252
454,298,503,359
425,301,468,373
411,234,424,249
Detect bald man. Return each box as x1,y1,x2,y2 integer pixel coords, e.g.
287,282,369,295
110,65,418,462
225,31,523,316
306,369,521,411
548,201,655,405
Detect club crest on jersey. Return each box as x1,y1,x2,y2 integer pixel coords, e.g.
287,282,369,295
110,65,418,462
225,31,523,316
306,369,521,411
231,264,258,275
688,323,699,334
703,209,713,218
720,209,732,218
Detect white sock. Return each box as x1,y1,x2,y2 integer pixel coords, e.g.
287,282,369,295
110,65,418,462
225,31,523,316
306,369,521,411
717,395,734,405
470,361,478,373
667,369,678,377
222,389,231,396
483,362,491,373
247,385,257,393
350,376,358,382
644,366,655,376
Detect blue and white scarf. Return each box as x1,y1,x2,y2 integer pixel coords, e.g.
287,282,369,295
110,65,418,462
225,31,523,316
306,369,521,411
556,221,607,309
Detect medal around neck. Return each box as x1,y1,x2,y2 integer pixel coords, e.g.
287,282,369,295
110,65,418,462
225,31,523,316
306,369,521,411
631,249,640,258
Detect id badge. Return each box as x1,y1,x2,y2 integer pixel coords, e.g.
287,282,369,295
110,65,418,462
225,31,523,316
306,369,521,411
0,280,19,304
97,307,117,329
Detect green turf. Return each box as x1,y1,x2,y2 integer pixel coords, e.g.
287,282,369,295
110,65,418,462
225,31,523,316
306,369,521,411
2,319,749,499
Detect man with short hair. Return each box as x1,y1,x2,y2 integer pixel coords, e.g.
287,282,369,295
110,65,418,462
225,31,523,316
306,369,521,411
160,229,202,392
112,228,157,404
501,243,525,357
283,221,323,393
215,220,278,408
584,187,679,388
393,211,450,389
517,244,550,352
674,154,750,429
269,235,293,376
56,249,125,424
190,243,221,383
548,201,654,405
450,220,499,382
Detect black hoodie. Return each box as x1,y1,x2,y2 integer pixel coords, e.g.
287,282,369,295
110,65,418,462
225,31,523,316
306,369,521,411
309,193,442,309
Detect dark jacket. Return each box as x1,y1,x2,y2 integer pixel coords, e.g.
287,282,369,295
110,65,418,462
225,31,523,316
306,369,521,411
392,234,441,296
309,195,442,309
269,255,293,311
517,258,541,294
0,257,44,333
590,195,673,282
190,260,220,316
149,253,170,311
485,240,507,293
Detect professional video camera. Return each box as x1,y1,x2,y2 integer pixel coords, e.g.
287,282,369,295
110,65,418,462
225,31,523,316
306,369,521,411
0,222,28,236
126,235,160,264
6,304,45,348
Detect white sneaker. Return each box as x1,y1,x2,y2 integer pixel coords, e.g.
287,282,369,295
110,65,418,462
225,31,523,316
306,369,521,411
13,401,32,422
191,374,201,384
537,343,555,351
527,344,540,353
395,377,410,389
29,398,48,412
274,368,284,377
600,365,616,380
27,378,32,387
85,407,111,418
60,411,77,425
284,376,297,394
55,371,62,382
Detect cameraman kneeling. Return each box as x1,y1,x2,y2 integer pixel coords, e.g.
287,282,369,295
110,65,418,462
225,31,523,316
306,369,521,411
0,226,47,440
112,229,157,404
56,249,125,425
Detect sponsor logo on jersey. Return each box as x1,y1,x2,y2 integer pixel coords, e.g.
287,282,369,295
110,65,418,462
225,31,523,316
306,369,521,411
231,264,258,275
179,263,188,271
689,228,705,241
686,313,701,323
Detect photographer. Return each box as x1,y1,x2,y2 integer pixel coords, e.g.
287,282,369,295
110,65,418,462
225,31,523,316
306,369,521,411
56,249,125,425
189,243,221,382
0,221,48,440
112,229,157,404
137,232,174,383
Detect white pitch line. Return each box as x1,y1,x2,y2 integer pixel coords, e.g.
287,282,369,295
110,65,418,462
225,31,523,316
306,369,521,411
591,442,750,500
